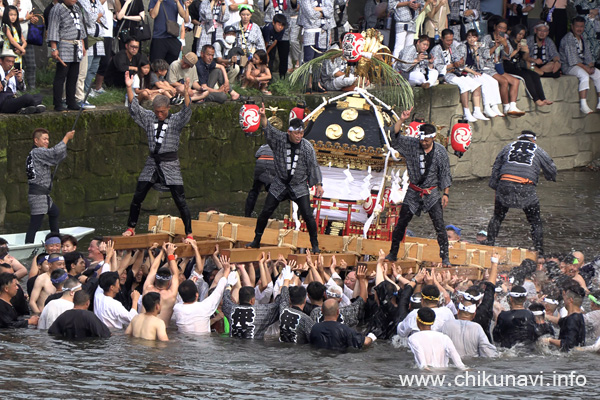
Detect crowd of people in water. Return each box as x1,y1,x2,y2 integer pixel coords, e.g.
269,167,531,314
1,231,599,369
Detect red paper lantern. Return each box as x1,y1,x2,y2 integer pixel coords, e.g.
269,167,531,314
405,120,424,138
342,33,365,63
239,102,260,135
450,120,472,155
362,193,377,214
289,102,306,122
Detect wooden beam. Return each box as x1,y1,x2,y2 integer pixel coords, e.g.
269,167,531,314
173,240,233,258
110,234,172,250
287,253,358,268
219,247,293,263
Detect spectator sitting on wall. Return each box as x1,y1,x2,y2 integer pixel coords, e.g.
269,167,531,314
319,45,357,92
197,44,242,102
150,59,178,101
241,49,272,94
167,52,209,103
213,25,244,84
0,50,45,114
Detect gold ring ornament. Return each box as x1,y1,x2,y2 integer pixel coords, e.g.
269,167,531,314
348,126,365,142
326,124,343,140
341,108,358,122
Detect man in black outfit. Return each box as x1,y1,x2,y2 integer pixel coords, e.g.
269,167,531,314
48,290,111,339
105,37,148,88
0,273,39,328
492,285,539,348
309,299,376,350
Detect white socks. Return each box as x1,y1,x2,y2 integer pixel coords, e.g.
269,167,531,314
472,106,490,120
491,104,505,116
581,99,593,114
484,104,498,118
464,107,477,122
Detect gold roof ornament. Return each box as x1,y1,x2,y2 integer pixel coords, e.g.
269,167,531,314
326,124,343,140
341,108,358,122
348,126,365,142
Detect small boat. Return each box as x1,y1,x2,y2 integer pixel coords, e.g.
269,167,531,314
1,227,96,261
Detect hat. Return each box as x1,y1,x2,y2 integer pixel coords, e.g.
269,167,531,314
183,52,198,66
0,49,17,58
446,224,462,236
224,25,237,34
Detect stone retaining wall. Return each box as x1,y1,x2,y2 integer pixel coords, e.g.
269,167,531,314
1,76,599,226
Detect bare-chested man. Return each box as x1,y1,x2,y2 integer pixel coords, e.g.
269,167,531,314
126,292,169,341
29,253,65,314
143,243,180,325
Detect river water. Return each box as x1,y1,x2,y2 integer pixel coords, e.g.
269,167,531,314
0,171,599,398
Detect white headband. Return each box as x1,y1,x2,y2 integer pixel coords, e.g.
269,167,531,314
419,131,436,140
64,284,82,292
457,290,484,302
410,295,422,303
288,126,304,132
544,298,559,305
509,291,528,298
458,303,477,313
495,286,503,293
531,310,545,316
326,290,342,299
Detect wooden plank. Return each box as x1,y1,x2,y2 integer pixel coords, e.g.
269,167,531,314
287,253,358,268
148,215,186,235
173,240,232,258
357,260,420,275
198,212,283,229
149,215,529,267
110,234,171,250
219,247,293,263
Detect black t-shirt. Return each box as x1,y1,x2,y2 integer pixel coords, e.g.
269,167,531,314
45,291,63,306
105,50,147,87
189,0,202,22
309,320,364,351
196,58,217,86
119,0,146,33
261,23,284,47
12,285,29,316
473,281,496,342
48,309,111,339
558,313,585,352
0,298,28,328
493,309,539,348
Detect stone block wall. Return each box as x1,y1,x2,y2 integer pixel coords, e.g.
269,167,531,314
415,75,600,179
1,76,599,226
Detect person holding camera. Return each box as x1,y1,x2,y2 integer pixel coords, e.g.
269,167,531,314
397,34,440,88
503,24,552,107
0,49,44,113
448,0,480,41
213,25,243,82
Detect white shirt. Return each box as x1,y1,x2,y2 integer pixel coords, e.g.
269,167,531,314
94,286,137,329
38,298,74,330
255,280,274,304
408,330,466,369
397,306,456,337
172,277,227,333
0,67,19,94
441,319,498,358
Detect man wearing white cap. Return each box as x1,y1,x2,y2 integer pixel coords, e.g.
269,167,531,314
0,49,44,114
